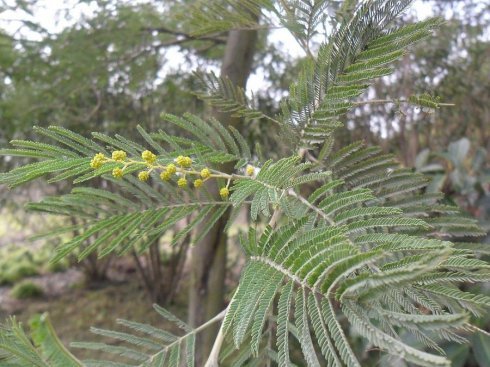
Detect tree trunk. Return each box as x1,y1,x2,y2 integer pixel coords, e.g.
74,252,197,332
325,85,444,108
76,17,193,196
188,28,258,364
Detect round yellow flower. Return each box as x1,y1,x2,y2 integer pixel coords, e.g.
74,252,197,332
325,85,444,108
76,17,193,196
90,153,105,169
246,165,255,176
219,187,230,200
200,168,211,179
94,153,105,161
194,179,203,188
142,150,157,164
176,155,185,166
138,171,150,182
112,167,124,179
160,171,172,181
111,150,127,162
201,168,211,179
177,177,188,188
176,155,192,168
90,160,100,169
166,163,177,174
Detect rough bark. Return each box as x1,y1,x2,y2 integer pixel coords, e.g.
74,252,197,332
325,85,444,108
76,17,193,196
188,28,258,364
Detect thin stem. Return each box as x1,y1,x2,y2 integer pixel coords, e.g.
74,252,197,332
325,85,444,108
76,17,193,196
268,207,281,228
287,188,335,225
148,309,227,365
193,309,227,336
352,98,454,107
204,307,229,367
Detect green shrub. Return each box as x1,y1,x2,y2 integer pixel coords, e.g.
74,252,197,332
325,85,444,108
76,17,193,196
0,240,68,283
0,262,38,285
11,281,44,299
45,260,67,273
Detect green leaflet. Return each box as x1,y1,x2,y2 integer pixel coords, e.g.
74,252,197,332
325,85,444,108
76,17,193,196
230,156,330,221
69,305,198,367
0,315,82,367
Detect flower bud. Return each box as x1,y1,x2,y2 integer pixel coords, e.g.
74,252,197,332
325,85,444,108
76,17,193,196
219,187,230,199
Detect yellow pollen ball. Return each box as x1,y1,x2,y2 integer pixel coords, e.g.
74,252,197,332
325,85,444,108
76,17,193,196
246,165,255,176
138,171,150,182
142,150,157,164
112,167,124,179
90,159,100,169
194,179,203,188
90,153,105,169
176,155,184,166
176,155,192,168
200,168,211,179
177,177,187,188
219,187,230,200
166,163,177,174
160,171,171,181
183,156,192,167
112,150,127,162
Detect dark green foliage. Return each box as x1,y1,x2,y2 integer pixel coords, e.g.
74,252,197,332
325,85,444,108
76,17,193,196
0,120,252,262
0,315,83,366
11,281,44,299
0,264,38,286
69,305,200,367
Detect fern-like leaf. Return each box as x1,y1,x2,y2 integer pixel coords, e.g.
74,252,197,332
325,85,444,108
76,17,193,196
0,314,82,367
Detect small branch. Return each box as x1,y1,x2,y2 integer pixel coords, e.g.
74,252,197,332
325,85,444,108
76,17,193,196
465,323,490,337
287,189,335,225
204,307,229,367
352,99,455,107
268,207,281,228
194,309,227,335
141,26,227,44
147,309,227,365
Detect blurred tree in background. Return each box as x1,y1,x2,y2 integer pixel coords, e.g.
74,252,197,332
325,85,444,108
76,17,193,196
344,0,490,165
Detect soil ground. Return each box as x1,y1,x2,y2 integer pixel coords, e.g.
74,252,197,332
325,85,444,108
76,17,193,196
0,265,188,361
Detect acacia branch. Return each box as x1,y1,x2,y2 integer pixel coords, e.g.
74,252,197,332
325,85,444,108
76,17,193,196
141,26,227,44
203,307,229,367
352,98,455,107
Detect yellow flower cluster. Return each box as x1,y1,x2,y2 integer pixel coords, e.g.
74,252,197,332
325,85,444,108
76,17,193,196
176,155,192,168
90,153,106,169
158,163,176,182
246,165,255,176
160,171,171,181
177,177,187,188
112,167,124,179
194,179,203,188
90,150,232,197
166,163,177,174
219,187,230,200
142,150,157,164
112,150,127,162
138,171,150,182
200,168,211,179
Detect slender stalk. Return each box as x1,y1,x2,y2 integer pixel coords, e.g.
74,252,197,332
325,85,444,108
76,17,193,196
287,188,335,225
352,98,454,107
194,309,227,336
268,206,281,228
204,307,229,367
